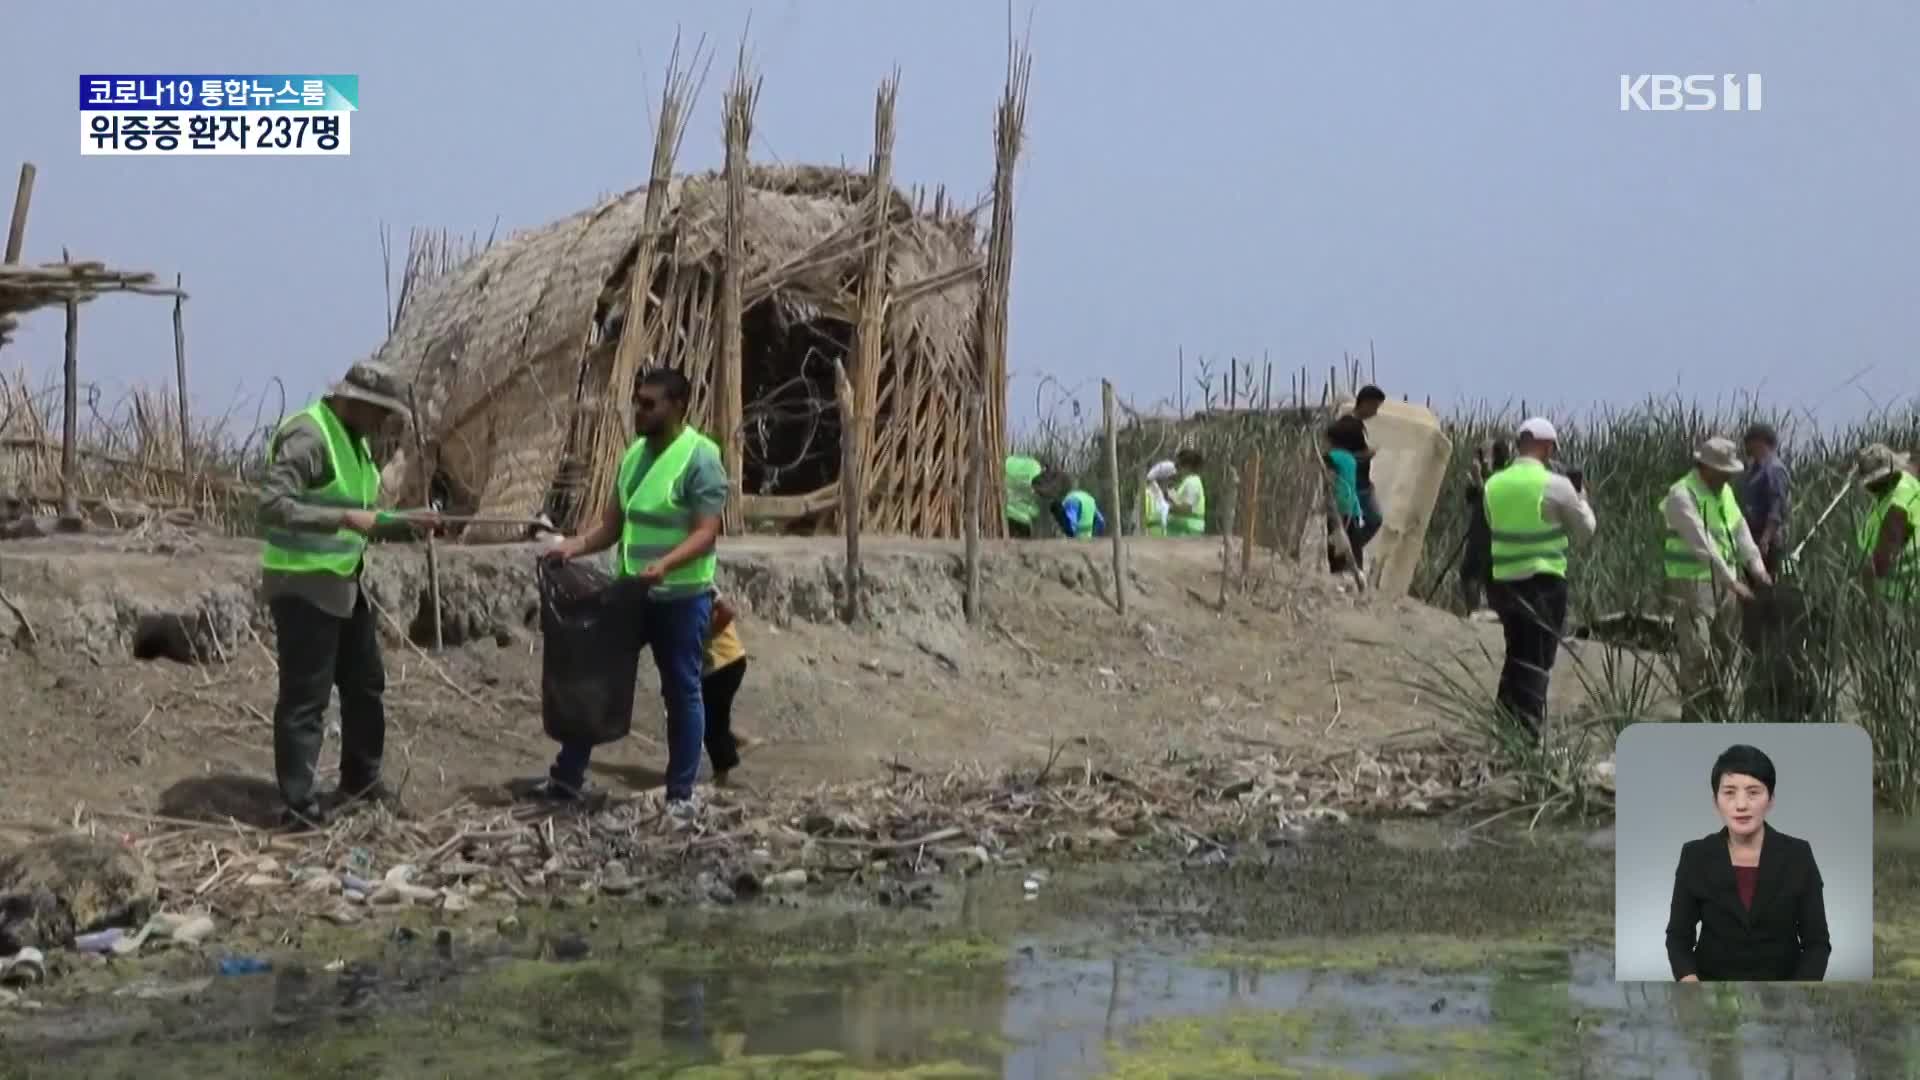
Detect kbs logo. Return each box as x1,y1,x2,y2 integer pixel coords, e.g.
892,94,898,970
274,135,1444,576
1619,74,1763,112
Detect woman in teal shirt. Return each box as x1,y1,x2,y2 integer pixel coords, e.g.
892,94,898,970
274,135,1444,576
1322,425,1364,571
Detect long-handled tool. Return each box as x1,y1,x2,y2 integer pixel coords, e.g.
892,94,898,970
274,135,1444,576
1785,465,1857,568
377,509,557,531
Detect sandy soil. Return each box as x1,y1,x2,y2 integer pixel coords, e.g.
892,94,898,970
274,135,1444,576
0,530,1591,832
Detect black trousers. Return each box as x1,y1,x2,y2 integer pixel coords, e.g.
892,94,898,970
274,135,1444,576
1488,573,1569,739
270,593,386,811
703,657,747,772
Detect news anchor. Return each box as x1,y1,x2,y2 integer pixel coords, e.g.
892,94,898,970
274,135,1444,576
1666,744,1831,982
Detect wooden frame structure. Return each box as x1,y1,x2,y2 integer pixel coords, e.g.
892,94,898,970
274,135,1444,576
375,51,1030,545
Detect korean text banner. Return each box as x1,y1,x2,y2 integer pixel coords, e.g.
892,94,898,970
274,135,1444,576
78,76,358,112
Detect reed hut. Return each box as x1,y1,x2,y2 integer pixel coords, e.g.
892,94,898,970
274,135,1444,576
374,163,993,540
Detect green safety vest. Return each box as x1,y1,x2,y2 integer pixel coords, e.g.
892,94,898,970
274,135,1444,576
1005,455,1042,527
1661,472,1744,582
1859,471,1920,602
1062,490,1097,539
1168,474,1206,535
1483,457,1568,581
617,426,720,592
1139,483,1167,537
259,401,380,578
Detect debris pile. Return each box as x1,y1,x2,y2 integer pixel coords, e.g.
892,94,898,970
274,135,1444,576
68,745,1568,927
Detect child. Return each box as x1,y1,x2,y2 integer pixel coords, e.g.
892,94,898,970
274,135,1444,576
1322,424,1364,572
703,594,751,786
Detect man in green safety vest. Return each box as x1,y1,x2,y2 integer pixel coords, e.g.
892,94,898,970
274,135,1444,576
1855,443,1920,602
1660,435,1772,722
541,368,729,812
1004,454,1047,537
1050,485,1106,539
1482,418,1596,740
1167,449,1207,536
259,361,435,829
1138,460,1176,536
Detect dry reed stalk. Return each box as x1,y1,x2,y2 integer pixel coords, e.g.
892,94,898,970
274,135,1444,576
407,384,443,649
963,379,983,624
1240,450,1261,579
1217,465,1238,609
714,51,760,537
584,36,710,531
972,38,1030,540
853,75,899,479
1103,380,1126,616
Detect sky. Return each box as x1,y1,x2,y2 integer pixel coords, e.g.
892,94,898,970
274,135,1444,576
5,0,1917,438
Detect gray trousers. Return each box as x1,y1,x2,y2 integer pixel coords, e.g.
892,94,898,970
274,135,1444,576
1665,580,1741,722
270,593,386,811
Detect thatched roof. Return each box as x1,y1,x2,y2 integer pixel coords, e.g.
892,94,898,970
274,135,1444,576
0,261,182,347
375,164,984,439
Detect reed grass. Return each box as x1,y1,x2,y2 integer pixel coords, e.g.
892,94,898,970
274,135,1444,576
1014,378,1920,815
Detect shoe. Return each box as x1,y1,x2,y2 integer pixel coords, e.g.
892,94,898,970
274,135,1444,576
665,794,703,821
524,777,591,802
279,803,327,831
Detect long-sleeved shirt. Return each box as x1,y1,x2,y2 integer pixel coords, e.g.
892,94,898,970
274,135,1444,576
1663,481,1765,589
1539,468,1599,544
1738,457,1791,551
257,413,406,618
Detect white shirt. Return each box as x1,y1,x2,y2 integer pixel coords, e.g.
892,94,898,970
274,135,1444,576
1539,470,1598,542
1662,481,1765,588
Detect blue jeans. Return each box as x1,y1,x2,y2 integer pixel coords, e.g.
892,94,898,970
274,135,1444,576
552,589,713,800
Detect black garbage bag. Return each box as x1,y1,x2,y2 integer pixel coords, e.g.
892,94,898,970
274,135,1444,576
538,559,641,747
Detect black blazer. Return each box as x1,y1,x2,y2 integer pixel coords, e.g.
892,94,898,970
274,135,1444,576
1665,824,1831,981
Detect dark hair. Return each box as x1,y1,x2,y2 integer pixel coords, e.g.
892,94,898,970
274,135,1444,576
1491,439,1512,469
1711,744,1776,796
1356,385,1387,405
1328,415,1367,453
637,367,692,406
1743,423,1778,449
1176,449,1204,470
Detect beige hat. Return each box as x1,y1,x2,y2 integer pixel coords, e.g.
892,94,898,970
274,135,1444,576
1693,436,1743,475
1855,443,1911,486
326,360,412,417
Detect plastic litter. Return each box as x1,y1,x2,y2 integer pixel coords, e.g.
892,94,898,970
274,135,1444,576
75,929,125,954
0,947,47,986
216,955,271,976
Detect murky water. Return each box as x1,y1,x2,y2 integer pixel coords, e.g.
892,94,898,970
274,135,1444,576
5,824,1918,1079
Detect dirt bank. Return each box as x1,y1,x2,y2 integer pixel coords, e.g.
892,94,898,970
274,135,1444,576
0,530,1585,830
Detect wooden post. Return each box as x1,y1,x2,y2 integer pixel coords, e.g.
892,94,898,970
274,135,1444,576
406,385,443,649
1102,380,1125,616
58,250,81,530
716,57,759,537
172,273,191,478
5,163,34,264
833,358,861,623
963,379,982,624
1217,465,1238,610
1240,450,1261,579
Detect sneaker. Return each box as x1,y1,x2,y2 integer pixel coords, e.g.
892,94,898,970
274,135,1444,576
665,795,703,821
523,777,591,802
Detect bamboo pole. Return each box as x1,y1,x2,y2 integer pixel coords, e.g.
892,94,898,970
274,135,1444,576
5,163,33,264
833,358,860,623
172,272,191,477
1102,380,1125,616
1240,450,1261,579
406,384,443,649
58,249,81,530
715,54,759,537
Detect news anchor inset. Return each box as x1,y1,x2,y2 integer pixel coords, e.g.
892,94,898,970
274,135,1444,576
1665,744,1831,982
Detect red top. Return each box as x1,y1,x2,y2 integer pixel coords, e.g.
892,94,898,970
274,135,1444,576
1733,865,1759,910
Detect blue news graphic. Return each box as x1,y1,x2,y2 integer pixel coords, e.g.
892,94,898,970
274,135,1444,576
78,76,359,112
